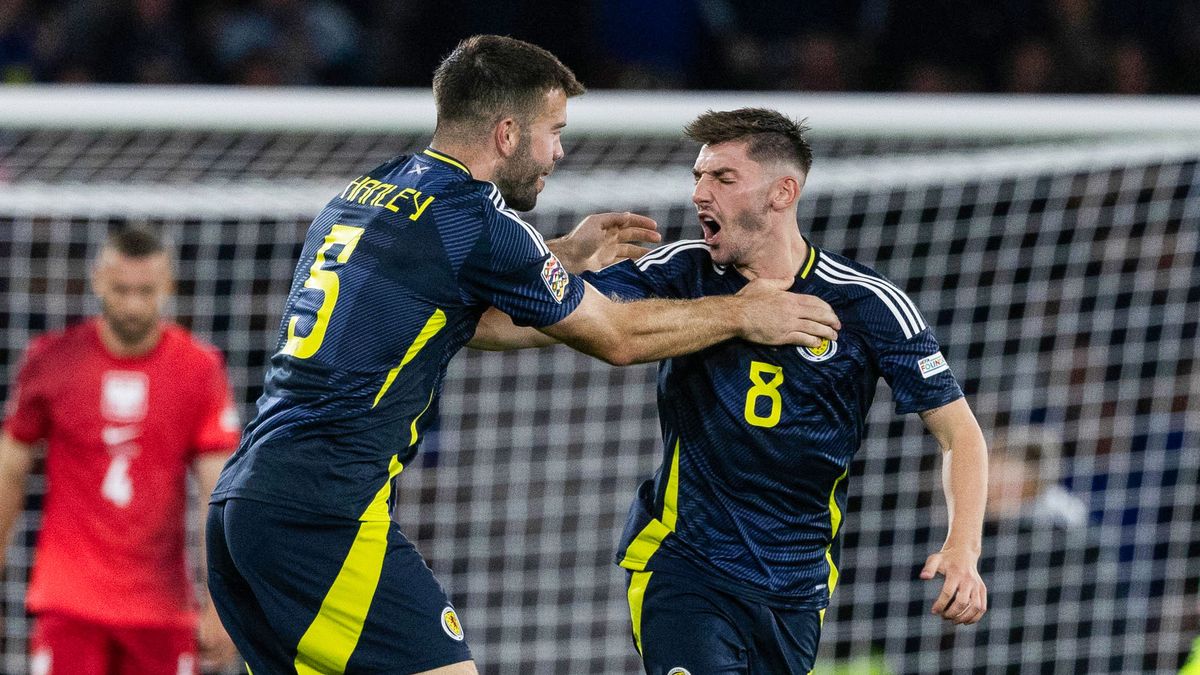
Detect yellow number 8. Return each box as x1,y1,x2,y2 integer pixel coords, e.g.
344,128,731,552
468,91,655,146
744,360,784,428
281,224,364,359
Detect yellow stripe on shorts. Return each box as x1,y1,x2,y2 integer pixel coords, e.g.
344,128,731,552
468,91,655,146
294,518,391,674
294,455,403,673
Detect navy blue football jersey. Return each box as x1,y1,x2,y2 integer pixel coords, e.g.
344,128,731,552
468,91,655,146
582,239,963,609
213,149,583,521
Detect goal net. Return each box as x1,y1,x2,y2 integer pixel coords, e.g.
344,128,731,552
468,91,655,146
1,89,1197,674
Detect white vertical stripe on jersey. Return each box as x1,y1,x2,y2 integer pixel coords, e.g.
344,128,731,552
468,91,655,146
488,184,550,255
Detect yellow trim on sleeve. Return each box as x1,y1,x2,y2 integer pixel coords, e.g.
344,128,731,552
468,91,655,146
373,309,447,409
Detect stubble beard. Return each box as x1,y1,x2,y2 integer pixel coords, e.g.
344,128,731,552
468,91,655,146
716,203,772,267
102,303,157,348
493,137,549,212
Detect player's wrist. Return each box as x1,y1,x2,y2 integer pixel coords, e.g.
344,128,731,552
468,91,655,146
940,538,983,557
545,236,585,273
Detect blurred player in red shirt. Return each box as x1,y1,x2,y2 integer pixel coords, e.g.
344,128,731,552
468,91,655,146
0,227,240,674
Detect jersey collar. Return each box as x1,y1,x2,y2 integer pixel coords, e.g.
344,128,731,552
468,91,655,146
422,148,471,176
799,236,820,280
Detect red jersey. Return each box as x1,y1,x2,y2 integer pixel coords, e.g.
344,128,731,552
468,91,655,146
4,319,240,628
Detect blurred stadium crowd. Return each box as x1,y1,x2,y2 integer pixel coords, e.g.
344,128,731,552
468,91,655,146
2,0,1200,93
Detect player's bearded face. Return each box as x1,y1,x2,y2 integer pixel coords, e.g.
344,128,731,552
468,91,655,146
494,89,567,212
93,251,173,348
493,131,550,212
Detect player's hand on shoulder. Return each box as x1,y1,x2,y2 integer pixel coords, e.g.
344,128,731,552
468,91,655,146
550,212,661,272
734,278,840,348
921,546,988,626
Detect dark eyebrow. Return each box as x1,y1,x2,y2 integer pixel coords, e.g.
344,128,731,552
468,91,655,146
693,167,738,179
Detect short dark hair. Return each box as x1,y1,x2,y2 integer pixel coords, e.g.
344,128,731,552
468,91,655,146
105,226,166,258
433,35,585,132
684,108,813,174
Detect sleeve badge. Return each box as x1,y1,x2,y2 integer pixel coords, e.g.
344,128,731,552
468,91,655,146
540,254,569,304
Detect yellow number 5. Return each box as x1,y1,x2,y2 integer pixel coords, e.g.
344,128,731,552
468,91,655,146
281,224,364,359
744,361,784,428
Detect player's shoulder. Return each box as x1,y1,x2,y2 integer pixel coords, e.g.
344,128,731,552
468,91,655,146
811,248,892,287
809,248,928,339
22,320,93,366
471,181,552,250
633,239,712,275
160,323,227,369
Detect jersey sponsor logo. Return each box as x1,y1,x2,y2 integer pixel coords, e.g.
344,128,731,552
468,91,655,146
540,254,569,303
101,371,148,422
441,606,465,641
918,351,950,378
668,668,692,675
798,338,838,362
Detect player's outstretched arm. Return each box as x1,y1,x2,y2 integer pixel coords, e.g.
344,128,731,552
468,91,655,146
918,397,988,626
470,212,661,351
539,278,840,366
470,308,558,351
546,212,661,273
0,431,35,569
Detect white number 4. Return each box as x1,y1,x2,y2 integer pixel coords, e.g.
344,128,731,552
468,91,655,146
102,455,133,507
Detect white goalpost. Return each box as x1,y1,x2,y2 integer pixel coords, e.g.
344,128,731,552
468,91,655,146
1,87,1197,674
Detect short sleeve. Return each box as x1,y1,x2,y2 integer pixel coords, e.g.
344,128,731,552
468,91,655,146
459,204,584,328
581,241,708,301
580,260,657,301
876,326,964,415
3,341,51,444
191,353,241,457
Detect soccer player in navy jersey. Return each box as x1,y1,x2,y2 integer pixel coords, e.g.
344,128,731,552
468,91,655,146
205,38,841,675
476,108,989,673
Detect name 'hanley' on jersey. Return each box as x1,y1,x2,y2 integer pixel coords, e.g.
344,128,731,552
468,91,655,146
582,239,963,609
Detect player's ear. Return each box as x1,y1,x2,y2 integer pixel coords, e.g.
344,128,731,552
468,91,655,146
494,117,520,158
770,175,802,211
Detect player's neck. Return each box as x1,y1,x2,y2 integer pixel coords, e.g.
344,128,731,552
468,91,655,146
427,136,498,181
97,320,163,359
734,229,808,282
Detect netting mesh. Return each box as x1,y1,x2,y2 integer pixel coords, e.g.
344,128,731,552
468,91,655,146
1,124,1197,675
0,127,1073,182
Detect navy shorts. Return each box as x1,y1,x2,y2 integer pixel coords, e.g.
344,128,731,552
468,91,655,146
206,498,472,674
627,569,823,675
